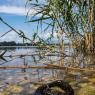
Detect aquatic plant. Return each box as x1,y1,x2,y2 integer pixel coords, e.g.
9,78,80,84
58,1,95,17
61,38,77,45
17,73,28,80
78,84,95,95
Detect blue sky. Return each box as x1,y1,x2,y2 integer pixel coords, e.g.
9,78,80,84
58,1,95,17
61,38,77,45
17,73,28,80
0,0,43,43
0,0,59,43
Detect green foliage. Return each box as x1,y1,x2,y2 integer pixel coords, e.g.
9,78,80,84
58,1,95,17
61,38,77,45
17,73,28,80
26,0,94,40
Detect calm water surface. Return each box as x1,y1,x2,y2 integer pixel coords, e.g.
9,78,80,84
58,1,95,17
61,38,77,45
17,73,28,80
0,48,61,86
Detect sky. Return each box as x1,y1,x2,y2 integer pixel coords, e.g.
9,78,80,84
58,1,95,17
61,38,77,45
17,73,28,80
0,0,77,44
0,0,47,43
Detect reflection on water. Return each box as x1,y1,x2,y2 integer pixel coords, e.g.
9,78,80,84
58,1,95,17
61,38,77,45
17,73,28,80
0,47,95,94
0,48,60,94
0,48,61,84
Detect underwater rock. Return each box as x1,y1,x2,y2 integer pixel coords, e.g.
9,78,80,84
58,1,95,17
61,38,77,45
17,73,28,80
34,80,74,95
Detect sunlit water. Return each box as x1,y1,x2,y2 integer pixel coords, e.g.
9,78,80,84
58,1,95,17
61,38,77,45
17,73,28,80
0,47,95,95
0,48,61,88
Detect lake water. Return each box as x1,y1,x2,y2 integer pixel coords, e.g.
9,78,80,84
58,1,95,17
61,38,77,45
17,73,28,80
0,47,73,95
0,47,62,88
0,46,86,82
0,47,95,94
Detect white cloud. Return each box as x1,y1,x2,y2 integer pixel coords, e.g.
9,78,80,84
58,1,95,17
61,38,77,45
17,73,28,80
39,32,57,39
0,0,26,7
0,5,37,16
0,31,22,42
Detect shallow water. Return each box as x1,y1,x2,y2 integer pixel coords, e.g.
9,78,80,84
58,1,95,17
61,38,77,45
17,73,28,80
0,47,95,95
0,48,60,88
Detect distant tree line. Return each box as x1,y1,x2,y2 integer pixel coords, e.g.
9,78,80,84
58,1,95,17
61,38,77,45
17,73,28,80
0,41,59,46
0,41,30,46
0,41,16,46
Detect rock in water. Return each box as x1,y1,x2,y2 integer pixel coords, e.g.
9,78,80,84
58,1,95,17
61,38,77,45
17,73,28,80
34,80,74,95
